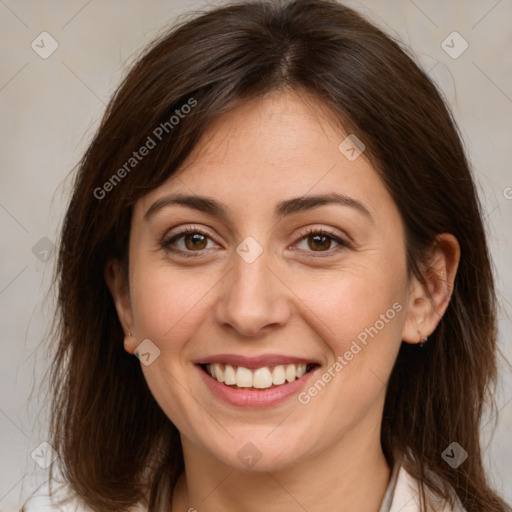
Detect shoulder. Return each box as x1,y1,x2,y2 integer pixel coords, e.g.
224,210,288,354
20,479,147,512
389,465,467,512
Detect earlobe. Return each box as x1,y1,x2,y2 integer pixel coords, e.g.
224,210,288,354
123,331,137,355
401,233,460,345
104,259,136,353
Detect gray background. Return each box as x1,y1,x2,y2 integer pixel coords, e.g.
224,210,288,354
1,1,511,510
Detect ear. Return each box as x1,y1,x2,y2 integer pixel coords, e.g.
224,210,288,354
401,233,460,344
104,259,137,354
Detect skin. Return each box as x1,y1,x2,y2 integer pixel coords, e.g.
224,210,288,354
106,89,460,512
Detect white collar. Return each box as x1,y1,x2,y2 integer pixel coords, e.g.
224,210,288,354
379,462,466,512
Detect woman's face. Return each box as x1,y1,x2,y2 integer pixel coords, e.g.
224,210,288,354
118,90,417,471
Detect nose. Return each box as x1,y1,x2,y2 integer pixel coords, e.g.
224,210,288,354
214,247,291,338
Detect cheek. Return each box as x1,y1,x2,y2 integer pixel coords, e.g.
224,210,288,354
130,261,215,346
290,272,405,436
128,263,215,433
292,263,407,414
297,264,405,349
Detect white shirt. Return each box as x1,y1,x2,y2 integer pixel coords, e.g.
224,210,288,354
378,461,466,512
20,463,466,512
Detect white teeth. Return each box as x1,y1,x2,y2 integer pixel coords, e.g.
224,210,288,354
213,363,224,383
285,364,296,382
235,366,253,387
272,365,286,385
205,362,312,389
253,367,273,389
224,364,236,385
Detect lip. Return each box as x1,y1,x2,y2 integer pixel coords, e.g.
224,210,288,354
196,362,321,408
194,353,321,369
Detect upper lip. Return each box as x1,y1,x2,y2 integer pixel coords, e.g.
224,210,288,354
194,353,320,369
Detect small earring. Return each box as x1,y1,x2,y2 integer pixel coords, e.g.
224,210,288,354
418,330,428,348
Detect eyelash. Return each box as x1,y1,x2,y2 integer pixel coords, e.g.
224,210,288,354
160,226,350,258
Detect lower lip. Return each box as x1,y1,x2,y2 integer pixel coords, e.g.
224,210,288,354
197,365,320,408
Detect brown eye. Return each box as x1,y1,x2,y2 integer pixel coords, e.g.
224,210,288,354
307,233,333,251
161,227,216,256
183,232,208,250
294,229,349,256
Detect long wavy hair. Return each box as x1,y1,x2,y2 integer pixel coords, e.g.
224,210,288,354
43,0,510,510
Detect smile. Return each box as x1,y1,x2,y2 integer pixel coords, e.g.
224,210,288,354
203,363,317,389
195,353,321,407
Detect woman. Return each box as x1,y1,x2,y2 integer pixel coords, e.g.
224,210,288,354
21,0,511,510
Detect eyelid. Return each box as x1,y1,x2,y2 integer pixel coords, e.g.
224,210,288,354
162,224,215,241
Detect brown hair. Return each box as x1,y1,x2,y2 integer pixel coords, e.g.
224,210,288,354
44,0,510,510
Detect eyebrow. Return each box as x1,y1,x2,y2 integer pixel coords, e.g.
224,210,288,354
144,192,373,222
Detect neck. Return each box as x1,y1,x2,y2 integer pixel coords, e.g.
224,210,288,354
171,430,391,512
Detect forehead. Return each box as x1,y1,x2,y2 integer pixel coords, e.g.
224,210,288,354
134,90,392,222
